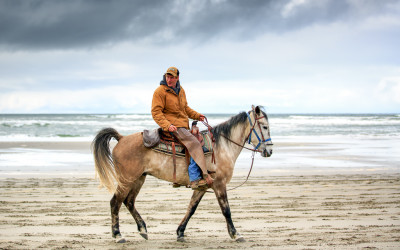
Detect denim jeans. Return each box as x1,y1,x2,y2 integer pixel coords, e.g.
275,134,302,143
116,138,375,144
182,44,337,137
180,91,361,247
173,128,207,179
188,157,202,182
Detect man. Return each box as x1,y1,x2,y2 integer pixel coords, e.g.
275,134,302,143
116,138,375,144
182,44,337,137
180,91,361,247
151,66,212,190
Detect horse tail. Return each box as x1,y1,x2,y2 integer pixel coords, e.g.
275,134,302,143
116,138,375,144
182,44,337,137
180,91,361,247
92,127,123,193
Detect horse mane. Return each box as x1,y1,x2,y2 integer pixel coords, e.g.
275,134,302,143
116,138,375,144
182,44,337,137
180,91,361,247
211,111,248,146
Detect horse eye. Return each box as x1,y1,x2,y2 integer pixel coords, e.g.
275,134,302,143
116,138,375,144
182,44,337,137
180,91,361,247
263,126,268,130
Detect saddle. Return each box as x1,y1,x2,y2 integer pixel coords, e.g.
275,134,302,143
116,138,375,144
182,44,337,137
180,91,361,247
142,128,213,157
142,128,161,148
142,128,215,185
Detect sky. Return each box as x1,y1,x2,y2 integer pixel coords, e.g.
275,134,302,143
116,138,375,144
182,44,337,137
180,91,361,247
0,0,399,114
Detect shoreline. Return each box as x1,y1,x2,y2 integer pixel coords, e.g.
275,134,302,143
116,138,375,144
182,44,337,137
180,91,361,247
1,139,399,178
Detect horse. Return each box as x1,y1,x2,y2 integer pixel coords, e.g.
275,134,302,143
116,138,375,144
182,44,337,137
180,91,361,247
92,105,273,243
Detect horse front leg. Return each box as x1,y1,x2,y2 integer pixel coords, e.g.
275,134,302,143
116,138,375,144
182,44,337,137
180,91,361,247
123,174,148,240
176,190,206,242
215,185,245,242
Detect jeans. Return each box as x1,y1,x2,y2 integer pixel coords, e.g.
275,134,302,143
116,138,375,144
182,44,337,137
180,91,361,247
173,128,207,179
188,157,202,182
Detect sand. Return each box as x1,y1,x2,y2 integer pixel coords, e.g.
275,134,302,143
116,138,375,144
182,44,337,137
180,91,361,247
0,140,400,249
0,174,399,249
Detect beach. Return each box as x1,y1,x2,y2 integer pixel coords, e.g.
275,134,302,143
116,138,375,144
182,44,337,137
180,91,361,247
1,140,399,249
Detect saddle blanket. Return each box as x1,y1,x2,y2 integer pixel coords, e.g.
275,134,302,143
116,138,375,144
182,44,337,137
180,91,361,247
152,131,214,158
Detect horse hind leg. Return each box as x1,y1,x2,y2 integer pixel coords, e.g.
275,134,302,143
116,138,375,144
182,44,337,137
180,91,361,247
176,190,206,242
123,174,148,240
110,188,128,243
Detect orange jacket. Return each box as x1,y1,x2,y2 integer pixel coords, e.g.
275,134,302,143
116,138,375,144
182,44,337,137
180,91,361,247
151,84,201,131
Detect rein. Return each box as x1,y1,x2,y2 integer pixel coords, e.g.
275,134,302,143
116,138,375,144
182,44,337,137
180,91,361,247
200,112,272,192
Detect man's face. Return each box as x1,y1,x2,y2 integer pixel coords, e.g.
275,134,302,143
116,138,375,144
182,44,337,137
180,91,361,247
165,74,179,88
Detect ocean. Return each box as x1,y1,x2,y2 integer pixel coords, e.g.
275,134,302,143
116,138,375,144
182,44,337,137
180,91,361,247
0,113,399,176
1,113,400,140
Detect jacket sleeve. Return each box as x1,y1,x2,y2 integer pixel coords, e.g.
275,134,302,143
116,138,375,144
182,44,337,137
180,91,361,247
151,88,172,131
185,105,201,120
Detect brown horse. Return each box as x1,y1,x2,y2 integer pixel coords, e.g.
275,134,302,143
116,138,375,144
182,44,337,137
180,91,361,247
92,105,273,243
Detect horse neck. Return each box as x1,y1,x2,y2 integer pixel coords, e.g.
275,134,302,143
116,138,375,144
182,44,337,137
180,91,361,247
217,120,251,160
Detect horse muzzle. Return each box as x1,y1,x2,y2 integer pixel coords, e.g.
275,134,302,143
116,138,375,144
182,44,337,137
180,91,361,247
262,148,273,157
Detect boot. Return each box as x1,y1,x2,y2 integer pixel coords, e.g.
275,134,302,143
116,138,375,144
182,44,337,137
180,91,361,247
191,179,208,190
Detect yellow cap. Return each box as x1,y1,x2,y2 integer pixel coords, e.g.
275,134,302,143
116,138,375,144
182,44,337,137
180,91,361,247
165,66,179,77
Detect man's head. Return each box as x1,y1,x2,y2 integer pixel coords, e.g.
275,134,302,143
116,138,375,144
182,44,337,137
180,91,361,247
165,66,179,88
165,66,179,77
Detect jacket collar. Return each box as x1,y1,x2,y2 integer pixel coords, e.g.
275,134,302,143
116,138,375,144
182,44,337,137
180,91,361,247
160,75,181,95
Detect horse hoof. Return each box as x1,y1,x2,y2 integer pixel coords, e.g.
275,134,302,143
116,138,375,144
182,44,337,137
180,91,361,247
140,232,148,240
114,235,126,243
236,236,246,242
233,233,245,242
177,236,185,242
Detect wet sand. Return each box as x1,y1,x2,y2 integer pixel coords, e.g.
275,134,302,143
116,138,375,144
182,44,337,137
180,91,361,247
1,173,399,249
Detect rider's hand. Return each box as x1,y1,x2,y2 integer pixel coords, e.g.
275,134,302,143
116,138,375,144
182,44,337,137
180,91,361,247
168,124,177,132
199,115,205,122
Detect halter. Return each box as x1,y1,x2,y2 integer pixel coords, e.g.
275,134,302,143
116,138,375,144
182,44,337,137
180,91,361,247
245,111,272,151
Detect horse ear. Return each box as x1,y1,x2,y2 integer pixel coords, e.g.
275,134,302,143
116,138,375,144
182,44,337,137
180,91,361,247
255,106,261,115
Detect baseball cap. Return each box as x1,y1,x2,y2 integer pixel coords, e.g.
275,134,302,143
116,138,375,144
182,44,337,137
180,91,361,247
165,66,179,77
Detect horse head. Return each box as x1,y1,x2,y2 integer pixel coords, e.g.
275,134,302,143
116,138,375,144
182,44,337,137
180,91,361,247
247,105,273,157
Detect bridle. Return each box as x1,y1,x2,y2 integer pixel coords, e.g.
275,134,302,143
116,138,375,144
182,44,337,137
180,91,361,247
245,110,272,151
201,110,273,192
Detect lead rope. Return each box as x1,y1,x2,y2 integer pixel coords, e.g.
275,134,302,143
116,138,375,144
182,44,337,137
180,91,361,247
220,150,255,193
201,118,258,193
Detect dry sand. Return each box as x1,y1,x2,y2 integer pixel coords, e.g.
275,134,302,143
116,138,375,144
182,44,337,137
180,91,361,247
1,173,399,249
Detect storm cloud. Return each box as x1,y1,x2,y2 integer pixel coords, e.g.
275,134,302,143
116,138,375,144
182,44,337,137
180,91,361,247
1,0,397,50
0,0,399,113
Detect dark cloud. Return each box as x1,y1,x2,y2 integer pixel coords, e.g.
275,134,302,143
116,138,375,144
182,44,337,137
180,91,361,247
0,0,397,50
0,0,167,49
